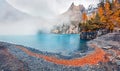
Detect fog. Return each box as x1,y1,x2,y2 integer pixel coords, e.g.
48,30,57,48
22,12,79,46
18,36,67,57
0,22,37,35
0,18,58,35
0,0,99,35
6,0,99,17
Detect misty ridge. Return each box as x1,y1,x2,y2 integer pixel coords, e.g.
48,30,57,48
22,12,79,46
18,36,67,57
0,0,99,35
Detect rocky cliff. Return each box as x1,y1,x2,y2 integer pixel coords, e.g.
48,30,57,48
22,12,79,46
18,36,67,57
51,3,85,34
61,3,85,22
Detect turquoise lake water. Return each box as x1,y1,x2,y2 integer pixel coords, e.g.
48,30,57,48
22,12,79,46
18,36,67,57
0,34,88,55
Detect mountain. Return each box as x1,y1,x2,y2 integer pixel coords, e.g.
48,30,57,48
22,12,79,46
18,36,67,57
0,0,30,23
51,3,85,34
60,3,85,23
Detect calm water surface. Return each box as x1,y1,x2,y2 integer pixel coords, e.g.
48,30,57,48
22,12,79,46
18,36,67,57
0,34,88,55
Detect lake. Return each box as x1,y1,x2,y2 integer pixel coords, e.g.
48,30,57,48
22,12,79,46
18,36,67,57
0,34,88,55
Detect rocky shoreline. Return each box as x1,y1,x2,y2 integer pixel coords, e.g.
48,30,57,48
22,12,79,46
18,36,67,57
0,42,95,71
0,32,120,71
88,32,120,70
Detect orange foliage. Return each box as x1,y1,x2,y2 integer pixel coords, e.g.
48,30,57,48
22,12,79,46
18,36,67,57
114,0,119,7
100,15,107,23
82,12,88,22
88,12,96,20
99,1,120,29
105,2,110,11
16,45,108,66
98,7,104,17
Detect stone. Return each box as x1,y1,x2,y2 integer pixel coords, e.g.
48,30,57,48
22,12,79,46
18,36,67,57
116,55,120,60
103,46,112,49
52,29,59,33
116,60,120,66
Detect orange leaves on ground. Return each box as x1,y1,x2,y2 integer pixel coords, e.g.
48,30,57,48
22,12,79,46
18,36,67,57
16,45,108,67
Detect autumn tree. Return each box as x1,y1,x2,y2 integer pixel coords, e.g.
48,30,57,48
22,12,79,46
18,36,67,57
82,12,88,23
112,0,120,27
98,1,116,32
104,1,114,31
98,7,104,17
98,6,107,29
114,0,119,7
79,0,120,33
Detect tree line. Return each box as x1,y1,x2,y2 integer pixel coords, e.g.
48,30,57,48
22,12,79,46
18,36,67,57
79,0,120,33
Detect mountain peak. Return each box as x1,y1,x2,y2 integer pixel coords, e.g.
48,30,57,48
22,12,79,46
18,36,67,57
60,3,85,23
69,2,85,12
71,2,75,6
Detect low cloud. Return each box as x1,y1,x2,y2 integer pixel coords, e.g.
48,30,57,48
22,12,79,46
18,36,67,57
6,0,99,18
0,0,99,35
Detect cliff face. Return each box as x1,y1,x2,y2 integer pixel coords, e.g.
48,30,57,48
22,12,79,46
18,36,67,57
51,3,85,34
61,3,85,23
51,22,80,34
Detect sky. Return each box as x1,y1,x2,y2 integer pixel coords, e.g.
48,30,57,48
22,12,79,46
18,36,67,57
6,0,100,18
0,0,100,35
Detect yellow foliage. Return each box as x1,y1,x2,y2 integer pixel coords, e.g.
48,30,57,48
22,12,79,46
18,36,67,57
80,0,120,32
100,16,107,23
99,1,119,29
105,2,110,11
114,0,119,7
82,12,88,22
98,7,104,17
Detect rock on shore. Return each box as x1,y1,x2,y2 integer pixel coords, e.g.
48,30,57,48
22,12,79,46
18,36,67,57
88,32,120,70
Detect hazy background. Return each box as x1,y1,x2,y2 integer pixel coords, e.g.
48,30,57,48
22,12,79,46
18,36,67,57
0,0,99,35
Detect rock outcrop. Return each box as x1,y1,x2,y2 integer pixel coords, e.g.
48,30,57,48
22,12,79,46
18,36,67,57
51,21,80,34
88,32,120,70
